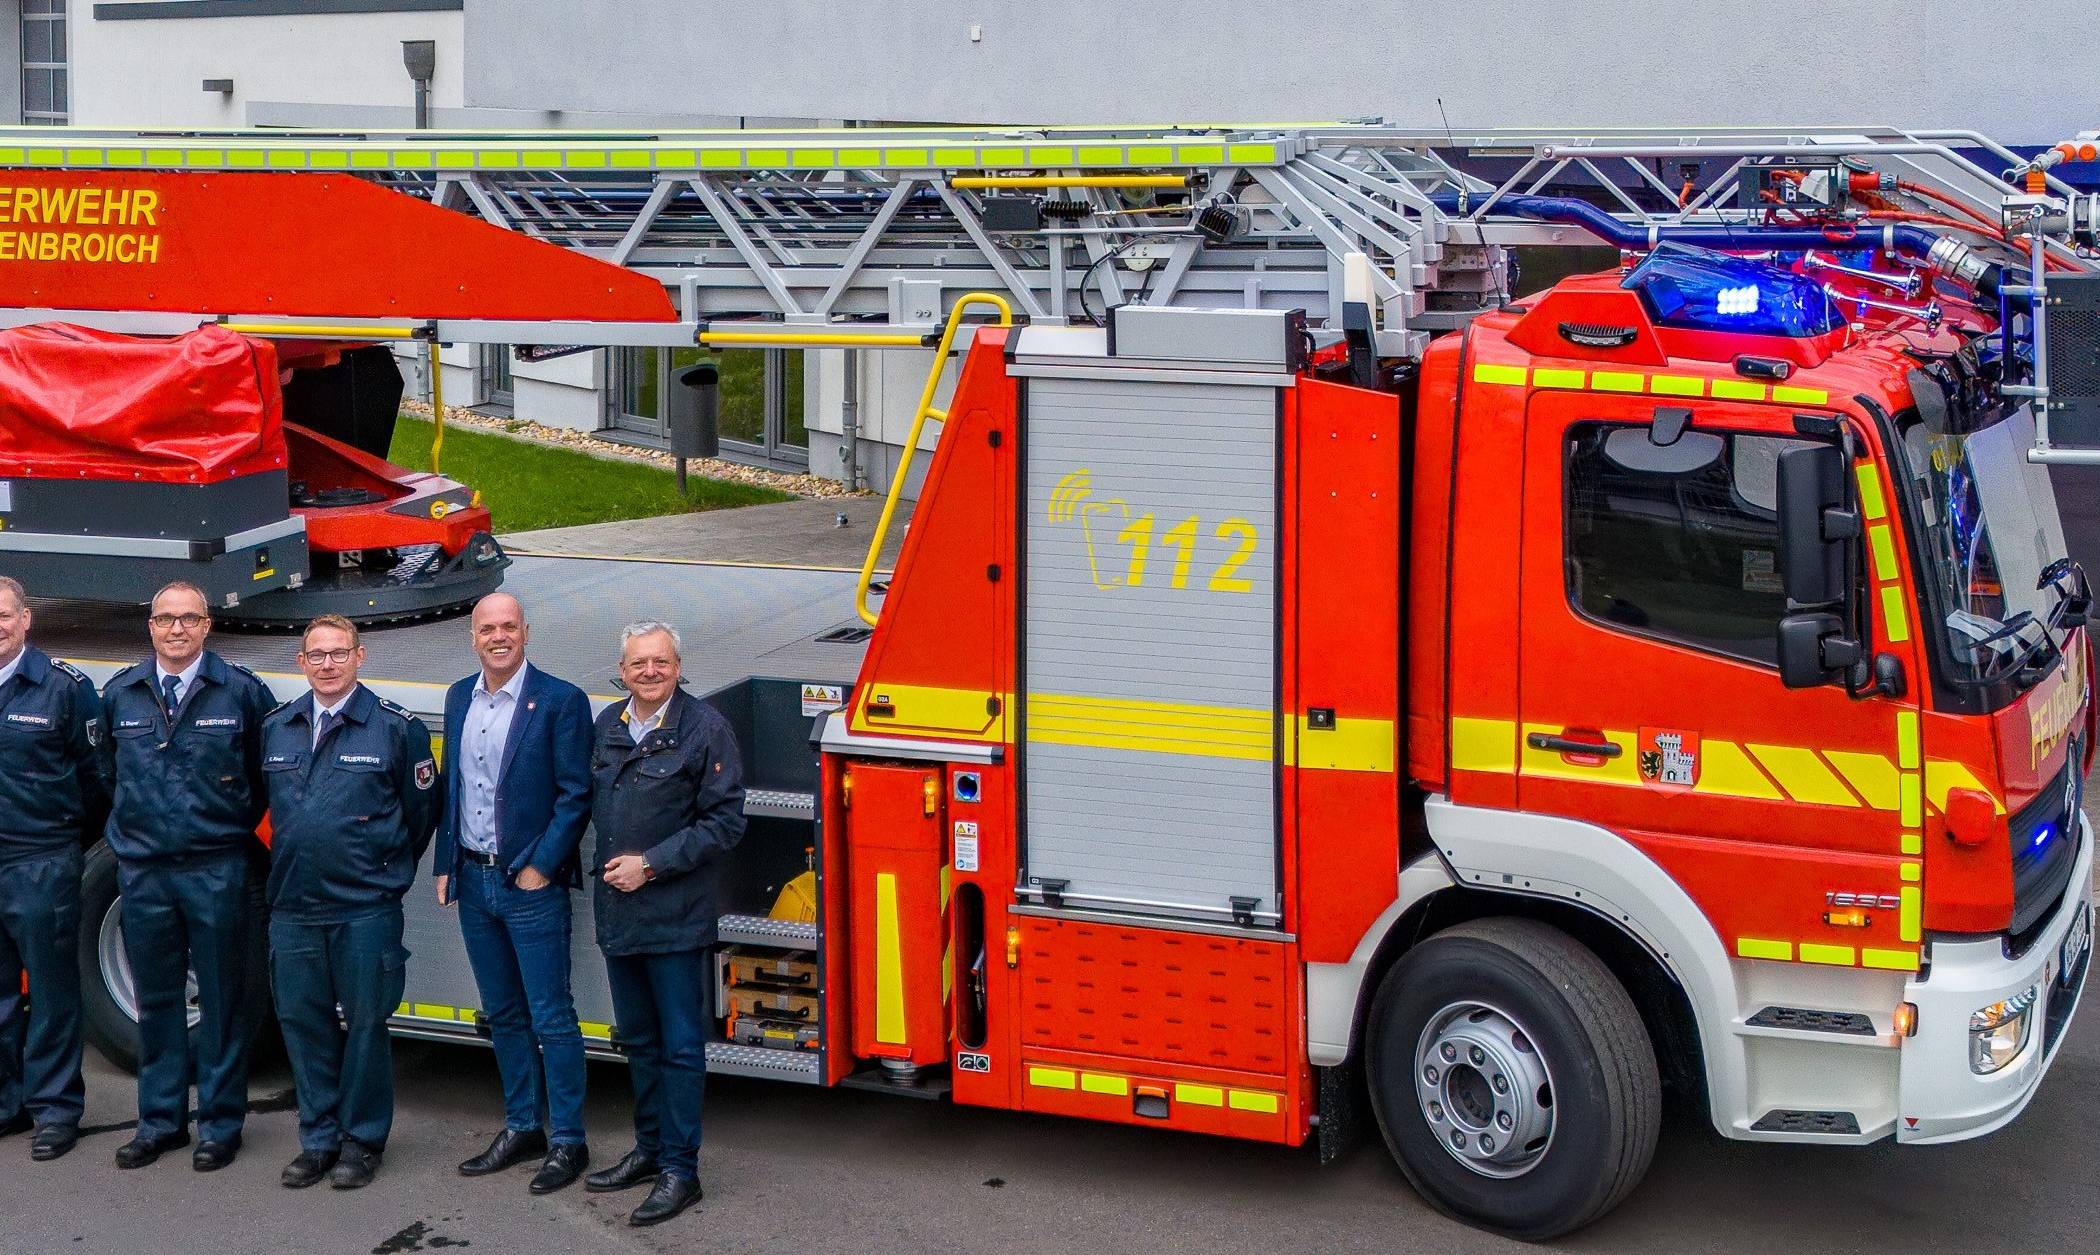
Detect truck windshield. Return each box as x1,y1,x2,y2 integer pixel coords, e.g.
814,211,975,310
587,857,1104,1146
1893,403,2072,692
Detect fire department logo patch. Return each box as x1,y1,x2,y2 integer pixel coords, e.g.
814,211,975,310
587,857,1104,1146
1637,728,1700,790
414,758,436,791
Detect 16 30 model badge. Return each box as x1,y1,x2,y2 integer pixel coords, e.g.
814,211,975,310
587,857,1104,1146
1638,728,1700,790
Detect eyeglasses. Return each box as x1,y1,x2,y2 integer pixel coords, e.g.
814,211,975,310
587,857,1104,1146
300,648,355,666
149,614,208,629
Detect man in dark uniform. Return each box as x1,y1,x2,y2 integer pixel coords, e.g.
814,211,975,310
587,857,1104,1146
260,613,437,1191
101,581,274,1172
583,621,744,1227
0,574,111,1163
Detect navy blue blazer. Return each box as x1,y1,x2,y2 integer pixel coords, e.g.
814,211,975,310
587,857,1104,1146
432,661,594,893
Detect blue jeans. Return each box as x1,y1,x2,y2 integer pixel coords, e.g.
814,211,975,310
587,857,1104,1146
120,855,254,1144
269,909,407,1154
604,948,711,1180
457,863,587,1145
0,849,85,1130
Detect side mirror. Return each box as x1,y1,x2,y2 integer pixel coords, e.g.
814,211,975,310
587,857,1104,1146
1776,443,1858,607
1944,787,2007,849
1778,611,1855,688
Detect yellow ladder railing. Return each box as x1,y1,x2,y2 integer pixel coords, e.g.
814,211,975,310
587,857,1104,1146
854,291,1014,625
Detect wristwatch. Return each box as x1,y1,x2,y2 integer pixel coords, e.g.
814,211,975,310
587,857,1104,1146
639,856,656,882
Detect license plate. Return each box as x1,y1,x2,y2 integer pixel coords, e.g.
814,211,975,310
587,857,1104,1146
2061,902,2092,988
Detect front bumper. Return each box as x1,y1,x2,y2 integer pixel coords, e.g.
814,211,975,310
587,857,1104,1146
1896,814,2093,1143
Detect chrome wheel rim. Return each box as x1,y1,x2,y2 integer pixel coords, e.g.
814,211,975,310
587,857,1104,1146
1413,999,1556,1178
97,902,202,1031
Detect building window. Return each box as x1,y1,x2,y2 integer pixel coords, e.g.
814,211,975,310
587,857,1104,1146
1563,422,1813,666
20,0,67,126
612,345,806,464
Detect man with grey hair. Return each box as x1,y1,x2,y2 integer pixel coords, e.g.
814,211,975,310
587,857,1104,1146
0,574,111,1163
582,619,744,1226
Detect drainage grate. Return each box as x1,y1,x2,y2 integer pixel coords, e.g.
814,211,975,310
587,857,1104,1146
817,625,874,644
1746,1006,1876,1036
1751,1109,1862,1135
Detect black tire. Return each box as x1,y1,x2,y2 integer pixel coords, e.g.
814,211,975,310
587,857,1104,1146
75,841,274,1075
1365,917,1660,1241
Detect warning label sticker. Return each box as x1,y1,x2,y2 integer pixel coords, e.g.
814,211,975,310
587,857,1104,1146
954,820,980,872
800,683,845,717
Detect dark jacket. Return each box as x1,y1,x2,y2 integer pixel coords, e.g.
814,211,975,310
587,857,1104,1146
589,690,745,956
101,650,274,864
0,645,112,866
432,662,594,892
261,684,439,922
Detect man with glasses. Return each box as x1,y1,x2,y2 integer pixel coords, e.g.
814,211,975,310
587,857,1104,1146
260,614,437,1191
100,581,274,1173
0,574,110,1164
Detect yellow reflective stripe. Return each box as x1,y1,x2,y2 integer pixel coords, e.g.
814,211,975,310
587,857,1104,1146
1901,829,1922,855
1855,464,1888,520
1591,370,1645,393
853,683,1006,738
1900,861,1922,883
1773,385,1830,405
1737,937,1793,961
1532,367,1585,389
1799,943,1857,966
1228,1090,1281,1113
1868,526,1898,581
1473,363,1527,386
1895,711,1920,769
874,872,906,1045
1175,1083,1225,1107
1862,948,1920,972
1694,740,1786,801
1519,723,1640,785
1028,693,1271,761
1824,750,1900,810
1649,374,1706,397
1745,744,1858,807
227,150,268,169
579,1021,614,1040
1880,585,1911,643
1227,143,1278,163
1899,770,1923,828
1451,717,1517,774
1080,1072,1128,1096
1710,379,1767,401
1899,887,1922,942
1294,715,1395,773
1924,760,2001,813
1028,1066,1077,1090
1077,145,1123,165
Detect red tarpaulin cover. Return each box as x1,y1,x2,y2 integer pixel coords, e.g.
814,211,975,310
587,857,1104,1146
0,323,285,484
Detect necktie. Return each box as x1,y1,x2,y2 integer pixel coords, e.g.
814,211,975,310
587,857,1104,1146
161,674,182,715
315,709,341,747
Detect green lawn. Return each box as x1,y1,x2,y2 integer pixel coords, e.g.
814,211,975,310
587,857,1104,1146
387,416,792,534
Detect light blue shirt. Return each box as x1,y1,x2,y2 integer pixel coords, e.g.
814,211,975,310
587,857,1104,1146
626,697,669,742
311,691,353,748
156,655,203,709
460,664,529,854
0,649,21,693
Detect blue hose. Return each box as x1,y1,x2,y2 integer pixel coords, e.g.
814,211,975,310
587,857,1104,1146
1427,191,1941,261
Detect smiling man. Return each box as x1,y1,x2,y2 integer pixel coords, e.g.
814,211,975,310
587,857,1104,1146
99,582,273,1173
434,593,594,1196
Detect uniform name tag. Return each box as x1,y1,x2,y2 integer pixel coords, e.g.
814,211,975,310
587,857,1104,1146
338,754,384,766
194,717,239,729
116,718,152,730
4,712,51,728
265,754,300,766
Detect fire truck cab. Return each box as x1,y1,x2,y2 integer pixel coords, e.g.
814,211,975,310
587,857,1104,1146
820,244,2094,1238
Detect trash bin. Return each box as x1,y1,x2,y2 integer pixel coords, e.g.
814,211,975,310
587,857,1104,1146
671,360,721,460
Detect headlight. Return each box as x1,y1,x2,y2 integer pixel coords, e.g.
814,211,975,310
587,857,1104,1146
1969,985,2040,1074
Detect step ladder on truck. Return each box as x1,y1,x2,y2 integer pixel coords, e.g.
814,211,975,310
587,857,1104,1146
3,122,2098,1238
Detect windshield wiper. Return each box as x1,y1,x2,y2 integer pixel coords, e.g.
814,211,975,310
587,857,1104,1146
1974,561,2090,691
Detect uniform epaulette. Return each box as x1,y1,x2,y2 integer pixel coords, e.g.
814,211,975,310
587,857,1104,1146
50,659,92,685
227,660,263,682
266,694,306,719
376,697,418,722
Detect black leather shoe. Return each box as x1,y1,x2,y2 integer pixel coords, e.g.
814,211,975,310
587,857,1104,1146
586,1147,659,1193
29,1125,78,1162
114,1130,190,1169
280,1149,338,1189
529,1143,589,1195
329,1143,379,1190
0,1113,31,1138
628,1173,702,1227
457,1126,546,1176
192,1138,240,1172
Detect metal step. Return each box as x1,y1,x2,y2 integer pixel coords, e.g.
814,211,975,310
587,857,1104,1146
1751,1109,1862,1135
717,913,818,949
1744,1006,1877,1035
744,788,816,820
706,1040,822,1083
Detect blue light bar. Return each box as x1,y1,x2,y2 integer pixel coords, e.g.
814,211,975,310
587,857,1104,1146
1625,242,1843,338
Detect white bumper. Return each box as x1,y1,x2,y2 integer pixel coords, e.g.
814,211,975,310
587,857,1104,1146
1896,816,2093,1144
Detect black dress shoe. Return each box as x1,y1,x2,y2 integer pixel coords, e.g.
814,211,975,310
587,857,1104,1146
114,1130,190,1169
193,1139,240,1172
281,1149,339,1189
0,1113,31,1138
457,1126,546,1177
528,1143,588,1195
29,1125,78,1162
329,1143,380,1190
628,1173,702,1227
585,1147,659,1193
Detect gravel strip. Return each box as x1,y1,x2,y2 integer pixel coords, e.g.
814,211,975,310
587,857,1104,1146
399,400,858,499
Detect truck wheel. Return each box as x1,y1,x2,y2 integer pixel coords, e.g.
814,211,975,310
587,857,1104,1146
1364,917,1660,1240
76,842,273,1075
